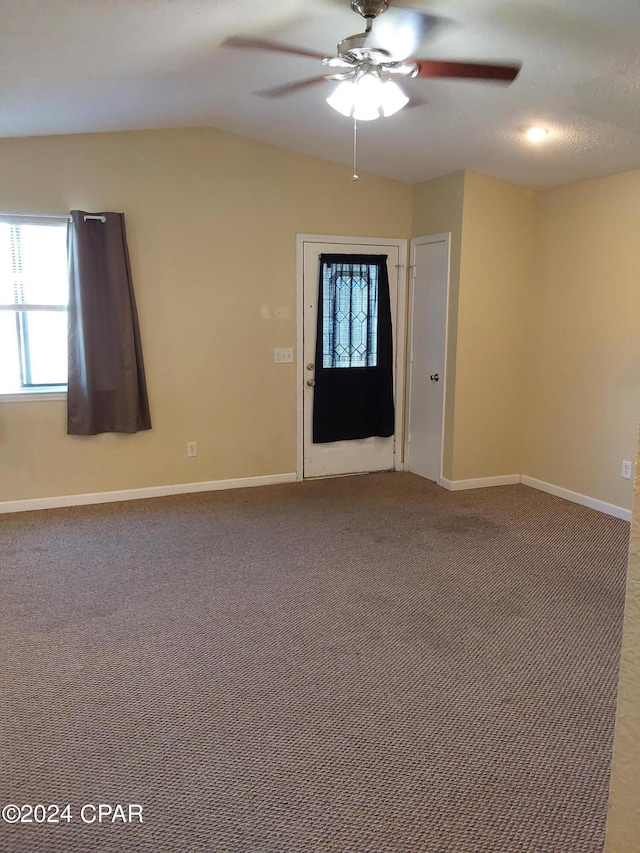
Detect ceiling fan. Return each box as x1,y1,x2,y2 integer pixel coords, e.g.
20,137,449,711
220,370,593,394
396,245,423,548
222,0,522,121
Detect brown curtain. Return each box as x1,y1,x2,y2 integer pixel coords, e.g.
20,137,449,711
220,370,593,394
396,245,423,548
67,210,151,435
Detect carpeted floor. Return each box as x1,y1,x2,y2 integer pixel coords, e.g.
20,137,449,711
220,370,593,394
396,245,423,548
0,473,630,852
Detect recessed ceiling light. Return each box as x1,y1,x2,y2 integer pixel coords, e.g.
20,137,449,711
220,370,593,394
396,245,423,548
524,126,549,142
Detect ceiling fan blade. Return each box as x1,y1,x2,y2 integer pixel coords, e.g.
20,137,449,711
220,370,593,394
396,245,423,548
221,36,327,62
387,79,427,110
405,91,428,109
367,8,439,61
414,59,521,82
386,6,444,38
255,76,332,98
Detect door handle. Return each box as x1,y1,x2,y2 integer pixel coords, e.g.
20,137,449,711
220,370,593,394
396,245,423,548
307,379,316,387
430,373,439,382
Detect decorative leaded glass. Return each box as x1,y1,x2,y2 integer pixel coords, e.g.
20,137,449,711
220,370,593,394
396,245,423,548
321,260,379,368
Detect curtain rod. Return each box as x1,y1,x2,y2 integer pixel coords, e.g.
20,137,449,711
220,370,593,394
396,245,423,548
0,213,107,222
0,212,69,219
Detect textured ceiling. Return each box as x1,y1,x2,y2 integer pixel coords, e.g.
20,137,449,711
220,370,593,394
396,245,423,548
2,0,640,189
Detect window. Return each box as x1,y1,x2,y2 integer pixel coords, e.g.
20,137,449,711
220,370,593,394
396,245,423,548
0,216,68,396
321,258,380,368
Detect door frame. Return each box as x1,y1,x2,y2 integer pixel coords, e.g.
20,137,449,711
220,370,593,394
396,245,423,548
404,232,451,484
296,233,408,480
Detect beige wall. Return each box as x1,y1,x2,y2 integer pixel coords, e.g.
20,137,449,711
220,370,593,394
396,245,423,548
0,128,411,502
411,171,535,482
2,136,638,515
411,171,465,480
526,172,640,509
412,168,639,507
453,172,536,480
605,429,640,852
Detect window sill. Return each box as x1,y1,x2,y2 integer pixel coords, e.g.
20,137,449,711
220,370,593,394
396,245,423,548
0,389,67,403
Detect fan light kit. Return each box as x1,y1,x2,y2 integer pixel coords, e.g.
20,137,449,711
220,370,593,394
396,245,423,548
326,73,409,120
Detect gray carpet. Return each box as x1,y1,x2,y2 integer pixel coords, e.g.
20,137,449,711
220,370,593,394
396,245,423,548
0,473,630,852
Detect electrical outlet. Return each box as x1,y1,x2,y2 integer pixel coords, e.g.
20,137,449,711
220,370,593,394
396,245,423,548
274,347,294,364
187,441,197,458
622,460,633,480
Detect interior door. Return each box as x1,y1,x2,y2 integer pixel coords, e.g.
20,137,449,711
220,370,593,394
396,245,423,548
302,239,400,479
405,235,449,483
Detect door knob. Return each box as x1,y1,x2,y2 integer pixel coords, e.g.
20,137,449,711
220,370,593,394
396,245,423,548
307,379,316,387
306,363,315,371
430,373,439,382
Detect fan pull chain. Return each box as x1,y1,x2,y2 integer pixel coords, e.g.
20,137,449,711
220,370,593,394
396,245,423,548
352,117,359,182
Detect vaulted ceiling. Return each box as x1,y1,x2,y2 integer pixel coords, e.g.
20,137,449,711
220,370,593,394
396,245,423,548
2,0,640,189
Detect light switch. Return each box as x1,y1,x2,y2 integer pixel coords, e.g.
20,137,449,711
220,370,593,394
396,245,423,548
274,347,294,364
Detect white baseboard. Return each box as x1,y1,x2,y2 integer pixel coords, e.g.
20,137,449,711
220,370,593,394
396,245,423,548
2,470,631,522
438,473,631,521
521,475,632,522
0,473,298,515
439,474,521,491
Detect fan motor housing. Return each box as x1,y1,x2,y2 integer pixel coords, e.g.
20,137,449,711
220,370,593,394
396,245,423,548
350,0,389,18
337,31,391,63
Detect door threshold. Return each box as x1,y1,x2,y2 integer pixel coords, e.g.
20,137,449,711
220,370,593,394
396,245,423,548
303,469,394,481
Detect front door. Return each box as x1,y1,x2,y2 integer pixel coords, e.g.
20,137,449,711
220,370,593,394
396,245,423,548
301,238,402,479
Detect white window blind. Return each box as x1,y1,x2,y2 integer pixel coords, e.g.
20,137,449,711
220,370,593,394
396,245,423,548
0,215,69,392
